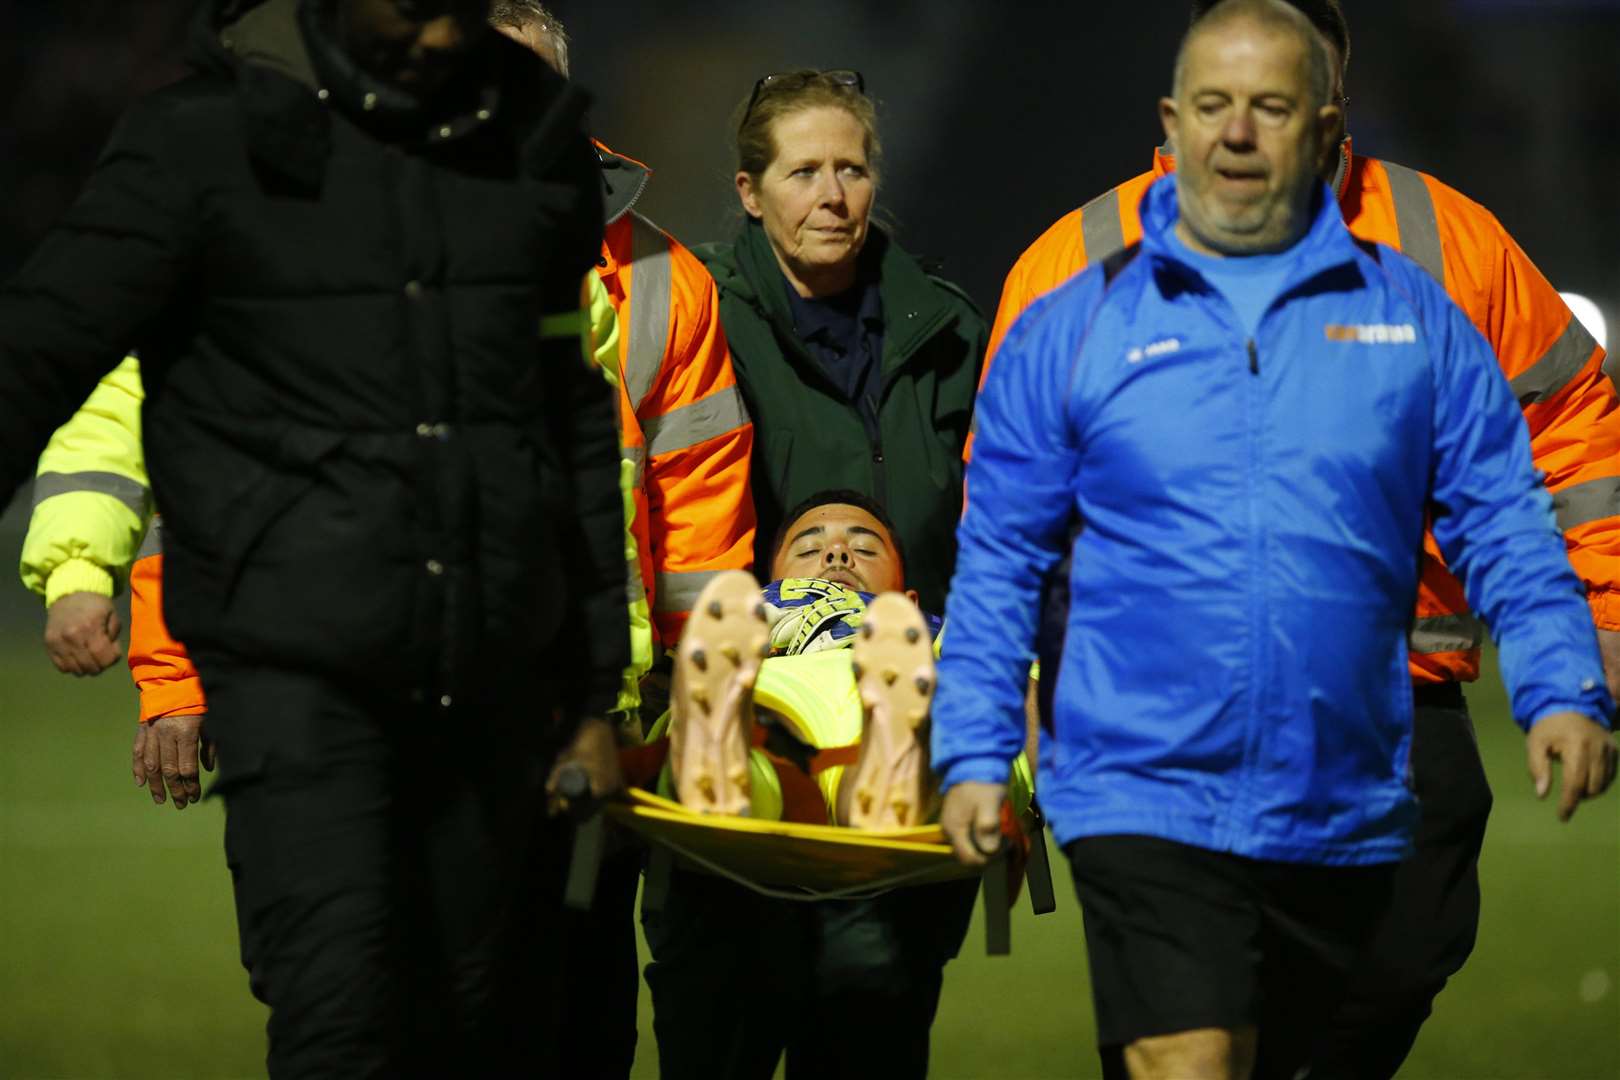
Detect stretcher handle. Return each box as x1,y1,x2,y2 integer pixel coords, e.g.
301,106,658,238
982,849,1012,956
1024,797,1057,916
557,763,606,912
556,762,593,806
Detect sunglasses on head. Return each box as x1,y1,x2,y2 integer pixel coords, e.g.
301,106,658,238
740,69,865,130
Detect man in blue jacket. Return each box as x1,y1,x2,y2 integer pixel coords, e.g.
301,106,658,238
933,2,1617,1079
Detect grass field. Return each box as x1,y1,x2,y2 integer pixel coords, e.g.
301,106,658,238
1,577,1616,1078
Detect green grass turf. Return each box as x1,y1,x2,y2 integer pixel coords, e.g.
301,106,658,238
0,593,1614,1078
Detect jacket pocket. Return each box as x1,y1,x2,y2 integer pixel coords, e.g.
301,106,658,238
215,427,348,609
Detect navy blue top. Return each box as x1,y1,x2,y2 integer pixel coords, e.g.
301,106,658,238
784,273,886,440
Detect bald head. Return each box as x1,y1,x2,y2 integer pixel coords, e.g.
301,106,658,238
1174,0,1332,111
1191,0,1349,81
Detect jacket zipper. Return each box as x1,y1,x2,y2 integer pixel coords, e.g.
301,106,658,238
1237,335,1266,845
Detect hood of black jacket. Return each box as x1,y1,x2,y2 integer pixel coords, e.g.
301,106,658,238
185,0,565,190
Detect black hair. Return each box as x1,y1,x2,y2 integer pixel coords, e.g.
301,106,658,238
1190,0,1350,75
772,489,906,572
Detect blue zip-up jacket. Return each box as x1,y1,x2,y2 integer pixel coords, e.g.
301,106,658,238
935,176,1612,866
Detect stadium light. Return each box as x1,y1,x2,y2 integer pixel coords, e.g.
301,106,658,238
1560,292,1608,351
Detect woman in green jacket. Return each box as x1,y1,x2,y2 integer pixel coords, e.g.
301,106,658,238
696,69,986,614
649,69,986,1080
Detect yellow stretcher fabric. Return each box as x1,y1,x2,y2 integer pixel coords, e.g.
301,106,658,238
606,787,980,899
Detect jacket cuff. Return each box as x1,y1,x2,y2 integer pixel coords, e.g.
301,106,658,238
940,755,1016,794
1527,703,1613,733
138,680,208,724
1588,589,1620,633
45,559,116,607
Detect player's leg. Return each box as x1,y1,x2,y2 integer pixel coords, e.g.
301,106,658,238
840,592,937,828
667,571,770,816
1308,687,1491,1078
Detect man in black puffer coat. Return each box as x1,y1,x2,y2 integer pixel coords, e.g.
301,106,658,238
0,1,626,1074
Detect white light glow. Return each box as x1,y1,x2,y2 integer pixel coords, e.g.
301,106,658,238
1560,292,1608,351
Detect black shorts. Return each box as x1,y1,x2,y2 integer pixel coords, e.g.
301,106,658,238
1067,834,1395,1077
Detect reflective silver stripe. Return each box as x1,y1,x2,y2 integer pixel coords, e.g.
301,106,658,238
1553,475,1620,532
626,551,647,606
654,569,725,614
1079,187,1125,264
641,385,749,458
1382,162,1444,285
135,517,164,560
1508,315,1600,406
623,212,674,411
1409,613,1484,655
32,471,150,517
624,444,647,489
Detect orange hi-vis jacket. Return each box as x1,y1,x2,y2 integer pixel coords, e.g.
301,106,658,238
127,521,198,723
594,143,755,647
980,140,1620,686
124,145,755,722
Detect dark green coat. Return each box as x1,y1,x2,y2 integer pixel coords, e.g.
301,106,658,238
697,222,986,613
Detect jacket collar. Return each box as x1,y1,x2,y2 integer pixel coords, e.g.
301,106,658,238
1153,135,1355,204
594,140,651,226
1137,172,1363,295
296,1,506,144
729,219,960,377
198,0,516,191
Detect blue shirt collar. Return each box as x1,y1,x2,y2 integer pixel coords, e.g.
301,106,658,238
1138,172,1360,290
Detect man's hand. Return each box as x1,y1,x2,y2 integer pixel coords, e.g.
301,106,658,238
132,713,214,810
1595,629,1620,705
1526,711,1618,822
941,781,1008,867
546,716,624,815
44,592,122,675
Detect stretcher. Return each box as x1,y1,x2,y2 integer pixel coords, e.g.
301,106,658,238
560,774,1057,955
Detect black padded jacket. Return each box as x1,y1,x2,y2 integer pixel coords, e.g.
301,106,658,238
0,0,626,715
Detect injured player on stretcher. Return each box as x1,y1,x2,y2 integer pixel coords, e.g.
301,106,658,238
623,489,1033,828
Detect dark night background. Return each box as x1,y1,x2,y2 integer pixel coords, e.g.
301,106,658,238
1,1,1617,323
